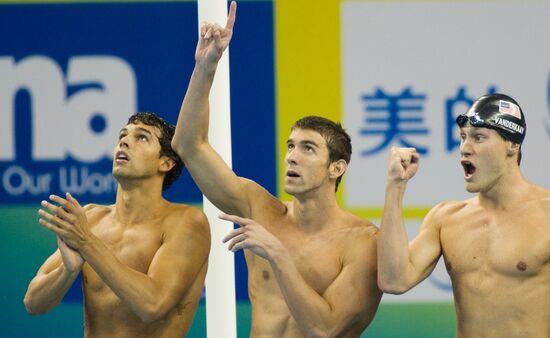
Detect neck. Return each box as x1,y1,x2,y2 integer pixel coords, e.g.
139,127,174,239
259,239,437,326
114,178,166,224
478,166,530,210
290,187,342,232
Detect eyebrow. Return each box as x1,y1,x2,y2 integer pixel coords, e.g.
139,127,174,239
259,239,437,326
287,138,319,148
467,127,488,133
135,127,153,136
119,126,154,136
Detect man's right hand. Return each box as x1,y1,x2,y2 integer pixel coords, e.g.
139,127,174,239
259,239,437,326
57,236,83,273
195,1,237,67
387,147,420,183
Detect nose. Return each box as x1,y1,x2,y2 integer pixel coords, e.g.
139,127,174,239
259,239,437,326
459,137,472,157
285,148,297,165
119,135,129,149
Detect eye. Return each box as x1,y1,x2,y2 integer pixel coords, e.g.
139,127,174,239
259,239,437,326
287,143,294,150
118,133,126,140
138,134,149,142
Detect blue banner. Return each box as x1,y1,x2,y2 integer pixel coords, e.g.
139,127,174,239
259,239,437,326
0,2,276,210
0,1,275,302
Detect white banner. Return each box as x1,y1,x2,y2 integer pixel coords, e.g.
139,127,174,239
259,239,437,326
342,1,550,209
342,1,550,301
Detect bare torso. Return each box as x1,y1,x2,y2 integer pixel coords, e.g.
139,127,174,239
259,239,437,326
245,201,380,338
439,193,550,338
81,204,207,338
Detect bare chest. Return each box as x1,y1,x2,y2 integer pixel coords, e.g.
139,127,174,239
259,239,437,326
440,213,550,278
249,226,344,296
83,218,163,290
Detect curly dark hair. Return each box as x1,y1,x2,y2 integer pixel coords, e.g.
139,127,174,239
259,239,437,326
127,112,183,190
292,116,352,192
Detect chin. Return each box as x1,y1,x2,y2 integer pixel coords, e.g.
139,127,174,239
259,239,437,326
464,182,480,193
284,184,308,197
112,165,121,174
283,186,297,195
112,169,130,181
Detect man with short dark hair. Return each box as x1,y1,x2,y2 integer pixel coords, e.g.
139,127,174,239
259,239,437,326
24,112,210,338
378,93,550,337
171,3,381,337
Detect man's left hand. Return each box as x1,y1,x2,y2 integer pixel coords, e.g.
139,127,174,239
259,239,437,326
39,193,92,251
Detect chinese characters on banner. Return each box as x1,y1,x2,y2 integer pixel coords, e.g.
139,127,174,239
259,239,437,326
341,1,550,301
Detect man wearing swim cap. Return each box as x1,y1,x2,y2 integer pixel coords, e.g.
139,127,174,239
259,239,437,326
171,2,382,337
24,112,210,337
378,93,550,337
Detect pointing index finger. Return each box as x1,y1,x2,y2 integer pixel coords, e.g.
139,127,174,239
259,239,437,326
219,213,247,226
225,1,237,31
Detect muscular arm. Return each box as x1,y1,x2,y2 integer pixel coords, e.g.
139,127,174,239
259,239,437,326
171,2,253,217
39,195,211,323
80,208,210,323
24,248,81,315
222,214,381,337
272,233,381,337
377,147,442,294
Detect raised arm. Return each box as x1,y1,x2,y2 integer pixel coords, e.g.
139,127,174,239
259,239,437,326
171,2,254,217
24,237,83,315
377,147,442,294
39,194,210,323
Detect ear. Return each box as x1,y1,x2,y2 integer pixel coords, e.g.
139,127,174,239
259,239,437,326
159,157,176,174
329,159,348,180
506,142,520,157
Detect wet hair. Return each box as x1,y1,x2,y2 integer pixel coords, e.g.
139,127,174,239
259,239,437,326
292,116,352,191
127,112,183,190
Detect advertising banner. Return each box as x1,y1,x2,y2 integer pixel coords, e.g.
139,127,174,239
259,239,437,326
341,1,550,301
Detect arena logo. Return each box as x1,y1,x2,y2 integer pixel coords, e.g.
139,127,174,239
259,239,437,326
0,55,137,202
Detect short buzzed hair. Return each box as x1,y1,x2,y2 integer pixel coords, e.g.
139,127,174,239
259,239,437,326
292,116,352,191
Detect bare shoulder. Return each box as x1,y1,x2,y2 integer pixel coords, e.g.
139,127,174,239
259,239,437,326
241,177,286,218
153,203,210,267
432,198,471,215
534,185,550,205
351,214,379,237
423,198,473,227
161,202,210,237
332,213,379,265
82,203,112,226
332,212,379,246
82,203,111,213
529,186,550,224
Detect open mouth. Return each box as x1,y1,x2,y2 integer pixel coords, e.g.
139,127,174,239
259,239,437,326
286,170,300,178
115,151,130,164
461,160,476,178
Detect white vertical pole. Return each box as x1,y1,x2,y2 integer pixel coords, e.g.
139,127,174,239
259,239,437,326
196,1,237,338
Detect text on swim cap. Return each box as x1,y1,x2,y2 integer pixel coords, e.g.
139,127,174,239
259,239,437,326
494,117,524,134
